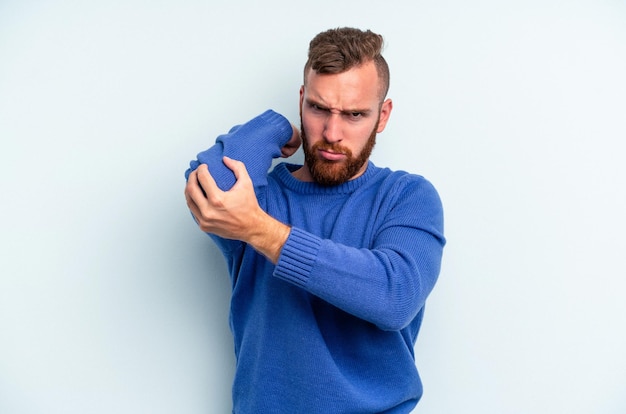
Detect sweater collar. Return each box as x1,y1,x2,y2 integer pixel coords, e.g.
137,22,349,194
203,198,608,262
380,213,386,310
273,161,380,195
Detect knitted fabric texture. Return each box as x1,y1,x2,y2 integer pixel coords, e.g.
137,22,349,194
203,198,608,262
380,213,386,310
186,110,445,413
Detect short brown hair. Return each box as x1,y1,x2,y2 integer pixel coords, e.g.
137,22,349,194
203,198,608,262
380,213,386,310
303,27,390,100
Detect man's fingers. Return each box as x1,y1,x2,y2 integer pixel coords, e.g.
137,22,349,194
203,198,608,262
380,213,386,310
195,164,221,196
184,172,203,220
222,157,251,186
184,170,198,200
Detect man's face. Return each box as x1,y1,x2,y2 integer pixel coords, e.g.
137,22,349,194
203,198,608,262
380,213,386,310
298,61,392,186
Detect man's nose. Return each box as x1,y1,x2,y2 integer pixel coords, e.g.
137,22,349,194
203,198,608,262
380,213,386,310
323,113,342,143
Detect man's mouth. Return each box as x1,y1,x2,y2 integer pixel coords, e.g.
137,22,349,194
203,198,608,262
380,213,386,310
318,149,346,161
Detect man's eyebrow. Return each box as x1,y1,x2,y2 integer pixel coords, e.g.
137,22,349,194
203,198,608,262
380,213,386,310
304,97,327,108
305,98,372,115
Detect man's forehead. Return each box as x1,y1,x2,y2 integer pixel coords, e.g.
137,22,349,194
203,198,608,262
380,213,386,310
304,65,381,108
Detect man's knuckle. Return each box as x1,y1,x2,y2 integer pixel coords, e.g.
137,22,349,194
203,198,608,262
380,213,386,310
208,193,227,207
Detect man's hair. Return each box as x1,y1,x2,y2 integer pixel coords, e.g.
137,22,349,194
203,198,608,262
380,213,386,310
304,27,390,100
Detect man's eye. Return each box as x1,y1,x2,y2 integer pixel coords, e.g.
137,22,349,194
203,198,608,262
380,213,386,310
346,112,363,120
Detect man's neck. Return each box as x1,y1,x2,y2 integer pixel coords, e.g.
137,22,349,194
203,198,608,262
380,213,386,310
291,166,314,182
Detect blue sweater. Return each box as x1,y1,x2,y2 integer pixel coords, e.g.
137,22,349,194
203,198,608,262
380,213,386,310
185,110,445,413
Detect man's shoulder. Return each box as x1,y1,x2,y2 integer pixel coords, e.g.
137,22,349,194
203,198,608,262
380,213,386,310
370,165,442,207
373,164,435,190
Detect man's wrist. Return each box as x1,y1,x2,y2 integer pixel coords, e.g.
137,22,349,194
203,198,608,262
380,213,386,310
247,211,291,264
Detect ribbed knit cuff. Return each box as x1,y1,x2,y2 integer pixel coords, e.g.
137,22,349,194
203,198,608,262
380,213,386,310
274,227,322,289
257,109,293,147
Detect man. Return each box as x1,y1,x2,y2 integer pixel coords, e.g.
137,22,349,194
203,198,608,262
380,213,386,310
185,27,445,413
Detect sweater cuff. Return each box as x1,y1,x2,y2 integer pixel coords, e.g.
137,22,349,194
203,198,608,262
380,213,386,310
258,109,293,145
274,227,321,289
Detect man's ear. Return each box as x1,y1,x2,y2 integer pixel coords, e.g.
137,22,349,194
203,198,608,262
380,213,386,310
299,85,305,116
376,98,393,133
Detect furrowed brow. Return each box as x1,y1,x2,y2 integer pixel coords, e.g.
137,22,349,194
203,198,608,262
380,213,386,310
306,98,371,115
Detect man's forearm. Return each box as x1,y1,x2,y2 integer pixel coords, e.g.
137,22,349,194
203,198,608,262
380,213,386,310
245,210,291,264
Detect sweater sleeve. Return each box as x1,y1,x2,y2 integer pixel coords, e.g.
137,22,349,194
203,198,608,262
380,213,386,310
184,110,294,257
274,175,446,331
184,110,293,190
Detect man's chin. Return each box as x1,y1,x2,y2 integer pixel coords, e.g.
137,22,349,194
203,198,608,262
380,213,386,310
310,163,352,186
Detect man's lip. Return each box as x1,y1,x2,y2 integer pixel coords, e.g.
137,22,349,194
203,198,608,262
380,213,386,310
319,149,346,161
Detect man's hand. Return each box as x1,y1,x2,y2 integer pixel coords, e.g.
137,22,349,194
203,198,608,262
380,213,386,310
184,157,291,264
280,124,301,158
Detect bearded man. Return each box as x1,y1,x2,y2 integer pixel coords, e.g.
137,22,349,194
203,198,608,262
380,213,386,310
184,27,445,414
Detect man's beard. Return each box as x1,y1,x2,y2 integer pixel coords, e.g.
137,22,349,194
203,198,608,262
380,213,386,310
300,122,378,186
